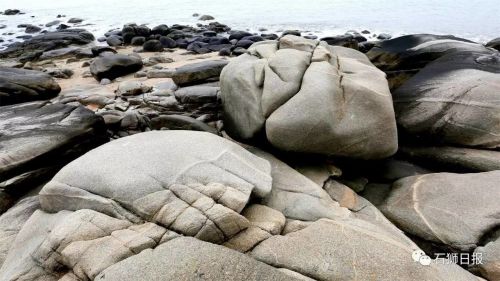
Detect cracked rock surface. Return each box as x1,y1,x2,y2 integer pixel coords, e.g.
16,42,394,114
380,171,500,252
221,35,398,159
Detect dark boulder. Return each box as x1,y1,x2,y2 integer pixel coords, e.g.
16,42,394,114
91,46,117,56
25,25,42,34
0,67,61,106
150,115,217,134
90,54,143,81
366,34,493,89
282,30,301,37
106,35,123,46
229,31,253,41
241,35,264,42
261,33,278,40
159,36,177,48
143,40,163,52
0,29,95,59
235,40,254,49
321,35,359,49
131,36,146,46
3,9,20,16
0,101,107,213
172,60,229,86
199,15,215,21
486,37,500,51
394,51,500,149
151,24,170,36
67,18,83,24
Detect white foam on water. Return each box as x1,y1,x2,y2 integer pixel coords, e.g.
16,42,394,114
0,0,499,48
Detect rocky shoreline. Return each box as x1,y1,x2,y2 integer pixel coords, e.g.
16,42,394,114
0,8,499,281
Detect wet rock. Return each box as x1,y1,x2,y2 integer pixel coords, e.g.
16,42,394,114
106,35,123,46
45,20,61,27
25,24,42,34
0,67,61,105
131,36,145,46
199,15,215,21
67,18,83,24
3,9,20,16
486,37,500,51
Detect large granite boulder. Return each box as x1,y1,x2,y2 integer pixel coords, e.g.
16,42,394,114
90,54,143,81
221,35,398,159
0,29,95,60
0,102,107,213
380,171,500,252
250,218,481,281
0,67,61,105
394,51,500,149
40,131,272,241
367,34,493,89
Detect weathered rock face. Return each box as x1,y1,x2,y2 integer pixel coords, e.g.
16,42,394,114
0,29,95,59
250,218,480,281
0,102,107,213
0,67,61,105
171,59,228,86
400,146,500,172
90,54,143,81
39,131,273,237
380,171,500,252
221,35,398,159
394,51,500,149
95,237,303,281
0,196,40,267
0,131,480,280
366,34,493,89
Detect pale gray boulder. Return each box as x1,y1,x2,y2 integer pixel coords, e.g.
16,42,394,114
250,218,481,281
394,51,500,149
0,196,40,267
380,171,500,252
95,237,305,281
40,131,272,243
221,35,397,159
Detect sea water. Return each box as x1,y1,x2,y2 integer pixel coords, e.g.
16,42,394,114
0,0,499,46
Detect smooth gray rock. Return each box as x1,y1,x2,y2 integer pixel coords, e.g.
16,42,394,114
90,54,143,81
95,237,303,281
172,60,228,86
150,115,218,134
174,85,219,103
394,51,500,149
251,218,480,281
380,171,500,252
116,80,151,96
0,67,61,105
222,35,398,159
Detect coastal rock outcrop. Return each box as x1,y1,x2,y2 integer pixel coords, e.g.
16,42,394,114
0,29,95,59
0,67,61,105
90,54,143,81
221,35,398,159
171,60,228,86
0,101,107,213
486,37,500,51
393,51,500,149
366,34,493,89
